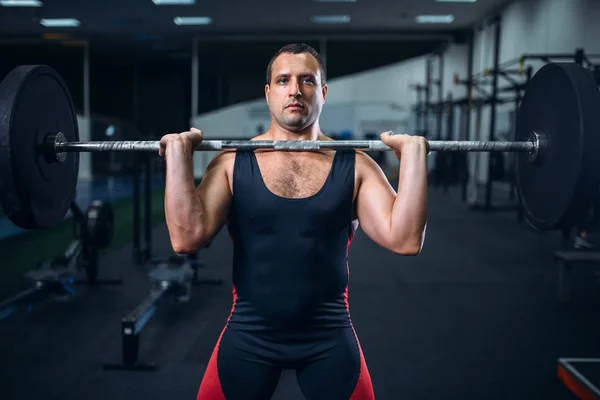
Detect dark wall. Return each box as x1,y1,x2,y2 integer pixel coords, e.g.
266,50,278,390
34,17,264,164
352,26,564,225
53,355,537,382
90,64,135,122
136,62,190,138
0,43,86,111
226,74,266,106
197,74,221,114
0,43,191,140
0,38,444,141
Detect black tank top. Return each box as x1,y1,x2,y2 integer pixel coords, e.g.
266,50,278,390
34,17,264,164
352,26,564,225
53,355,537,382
226,149,357,333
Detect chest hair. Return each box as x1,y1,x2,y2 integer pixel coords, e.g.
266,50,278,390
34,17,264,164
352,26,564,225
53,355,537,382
256,152,334,199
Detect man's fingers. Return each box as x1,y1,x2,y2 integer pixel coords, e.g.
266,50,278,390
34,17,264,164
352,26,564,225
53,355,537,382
188,127,204,143
190,127,203,137
379,131,393,144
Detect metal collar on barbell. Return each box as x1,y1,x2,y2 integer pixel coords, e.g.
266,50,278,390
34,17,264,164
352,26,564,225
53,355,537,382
527,131,547,163
45,132,67,163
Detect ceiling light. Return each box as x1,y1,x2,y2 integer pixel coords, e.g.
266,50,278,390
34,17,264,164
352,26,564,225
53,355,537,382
311,15,351,24
415,15,455,23
173,16,212,25
153,0,195,4
40,18,80,27
0,0,42,6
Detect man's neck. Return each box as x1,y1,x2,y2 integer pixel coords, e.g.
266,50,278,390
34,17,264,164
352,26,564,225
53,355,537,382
268,123,321,141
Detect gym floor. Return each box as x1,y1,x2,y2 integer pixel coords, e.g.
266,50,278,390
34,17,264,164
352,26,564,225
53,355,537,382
0,186,597,400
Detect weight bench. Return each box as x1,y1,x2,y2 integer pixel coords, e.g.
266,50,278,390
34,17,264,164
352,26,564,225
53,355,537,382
0,201,121,322
558,358,600,400
103,251,222,371
554,250,600,304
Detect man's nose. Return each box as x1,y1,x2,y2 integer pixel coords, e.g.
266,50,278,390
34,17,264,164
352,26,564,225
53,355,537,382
288,81,302,97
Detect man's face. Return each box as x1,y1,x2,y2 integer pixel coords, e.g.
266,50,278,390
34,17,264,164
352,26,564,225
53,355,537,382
265,52,328,132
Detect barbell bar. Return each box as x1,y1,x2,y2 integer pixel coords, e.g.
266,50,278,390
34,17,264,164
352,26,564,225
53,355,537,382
1,62,600,234
51,136,539,154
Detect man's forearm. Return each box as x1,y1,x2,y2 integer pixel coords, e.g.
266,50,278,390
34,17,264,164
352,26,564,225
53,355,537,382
164,148,205,248
390,144,428,251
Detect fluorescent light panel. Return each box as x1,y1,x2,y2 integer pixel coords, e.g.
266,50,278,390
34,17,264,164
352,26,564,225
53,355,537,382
174,16,212,25
40,18,80,27
416,14,455,23
0,0,42,6
311,15,351,23
153,0,195,4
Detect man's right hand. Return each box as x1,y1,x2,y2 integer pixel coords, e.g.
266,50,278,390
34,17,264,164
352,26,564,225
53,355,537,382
159,127,204,158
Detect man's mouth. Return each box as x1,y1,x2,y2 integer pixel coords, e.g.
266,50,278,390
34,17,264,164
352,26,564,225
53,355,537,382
286,103,304,109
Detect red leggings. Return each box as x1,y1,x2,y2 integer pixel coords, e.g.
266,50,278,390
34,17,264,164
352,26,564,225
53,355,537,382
196,326,375,400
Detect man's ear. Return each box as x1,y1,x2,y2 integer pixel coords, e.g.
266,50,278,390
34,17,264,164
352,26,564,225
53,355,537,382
322,84,328,102
265,84,270,105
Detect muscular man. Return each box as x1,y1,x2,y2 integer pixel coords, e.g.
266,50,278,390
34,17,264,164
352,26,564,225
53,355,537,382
160,43,429,400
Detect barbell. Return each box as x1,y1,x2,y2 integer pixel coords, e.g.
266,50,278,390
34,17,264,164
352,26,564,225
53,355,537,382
1,62,600,233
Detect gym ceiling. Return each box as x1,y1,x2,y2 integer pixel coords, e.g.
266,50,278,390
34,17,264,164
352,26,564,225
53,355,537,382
0,0,511,76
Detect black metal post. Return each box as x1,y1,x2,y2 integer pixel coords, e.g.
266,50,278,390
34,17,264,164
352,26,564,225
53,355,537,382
444,93,453,194
437,53,444,140
575,48,585,65
143,153,152,261
122,320,140,368
416,86,423,135
485,16,502,210
445,95,453,142
424,59,432,138
462,29,475,202
102,288,166,371
132,153,141,264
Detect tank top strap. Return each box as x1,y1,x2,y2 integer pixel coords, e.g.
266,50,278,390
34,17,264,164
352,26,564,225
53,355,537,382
232,150,259,196
328,149,356,188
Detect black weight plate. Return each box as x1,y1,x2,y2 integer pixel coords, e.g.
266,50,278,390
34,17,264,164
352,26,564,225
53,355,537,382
516,63,600,230
0,65,79,229
85,200,114,249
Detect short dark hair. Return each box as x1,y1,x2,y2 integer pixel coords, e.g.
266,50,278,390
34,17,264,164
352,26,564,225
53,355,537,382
266,43,326,85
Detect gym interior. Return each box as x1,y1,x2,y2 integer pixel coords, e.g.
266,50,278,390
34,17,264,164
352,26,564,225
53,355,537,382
1,0,600,399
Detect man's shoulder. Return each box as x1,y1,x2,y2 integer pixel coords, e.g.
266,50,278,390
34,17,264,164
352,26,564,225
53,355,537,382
208,149,236,171
214,149,237,159
354,150,377,166
210,134,262,165
250,133,269,141
354,150,383,181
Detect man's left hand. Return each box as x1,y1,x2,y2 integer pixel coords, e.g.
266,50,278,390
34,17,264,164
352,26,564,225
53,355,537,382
379,131,429,160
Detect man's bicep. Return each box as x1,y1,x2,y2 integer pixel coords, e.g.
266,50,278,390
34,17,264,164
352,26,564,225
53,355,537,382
195,152,233,241
355,153,396,247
